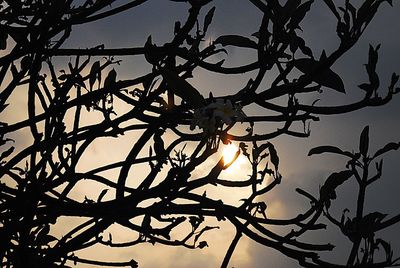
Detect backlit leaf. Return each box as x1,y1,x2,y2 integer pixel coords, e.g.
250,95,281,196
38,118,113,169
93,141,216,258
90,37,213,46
214,35,257,49
359,126,369,156
203,6,215,33
89,61,101,91
373,142,400,158
308,145,353,158
162,69,205,108
294,58,345,93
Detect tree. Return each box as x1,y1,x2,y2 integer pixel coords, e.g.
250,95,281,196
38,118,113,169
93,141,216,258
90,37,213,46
0,0,399,267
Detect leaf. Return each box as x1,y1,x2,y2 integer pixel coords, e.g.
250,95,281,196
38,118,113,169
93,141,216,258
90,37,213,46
358,83,372,92
294,58,345,93
320,170,353,207
0,146,14,160
267,142,279,170
322,0,340,19
359,212,387,238
129,259,139,268
239,142,250,158
288,0,313,29
58,74,68,81
161,69,205,108
282,0,301,24
214,35,257,49
89,61,101,91
197,241,208,249
308,145,353,158
373,142,400,158
359,126,369,156
203,6,215,33
104,69,117,90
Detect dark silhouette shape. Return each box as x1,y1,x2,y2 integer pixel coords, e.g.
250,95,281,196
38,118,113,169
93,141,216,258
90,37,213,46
0,0,399,267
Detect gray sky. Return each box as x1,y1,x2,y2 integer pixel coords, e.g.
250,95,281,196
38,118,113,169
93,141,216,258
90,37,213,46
2,0,400,267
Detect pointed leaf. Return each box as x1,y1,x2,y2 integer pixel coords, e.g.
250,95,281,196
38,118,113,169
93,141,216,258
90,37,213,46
267,142,279,170
0,146,14,160
197,241,208,249
320,170,353,207
294,58,345,93
322,0,340,19
214,35,257,49
89,61,100,90
104,69,117,90
359,126,369,156
288,0,313,29
308,145,353,158
373,142,400,158
161,69,205,108
203,7,216,33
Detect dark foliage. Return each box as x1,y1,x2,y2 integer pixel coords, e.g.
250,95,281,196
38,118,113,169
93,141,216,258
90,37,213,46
0,0,399,267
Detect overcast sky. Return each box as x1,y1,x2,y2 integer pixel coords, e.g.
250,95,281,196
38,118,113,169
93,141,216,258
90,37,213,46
2,0,400,267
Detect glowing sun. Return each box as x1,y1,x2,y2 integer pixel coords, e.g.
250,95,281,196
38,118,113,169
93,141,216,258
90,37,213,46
222,143,240,165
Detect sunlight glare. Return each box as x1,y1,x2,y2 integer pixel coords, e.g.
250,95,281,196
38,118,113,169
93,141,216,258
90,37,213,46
222,143,239,165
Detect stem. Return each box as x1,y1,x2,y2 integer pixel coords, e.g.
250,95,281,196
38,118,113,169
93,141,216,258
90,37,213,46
220,229,242,268
347,161,369,266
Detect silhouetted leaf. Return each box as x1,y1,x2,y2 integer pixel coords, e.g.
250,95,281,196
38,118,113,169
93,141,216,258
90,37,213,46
153,128,165,156
104,69,117,90
358,83,372,92
58,74,68,81
203,6,215,33
214,35,257,49
129,259,138,268
0,146,14,160
294,58,345,93
320,170,353,207
322,0,340,19
267,142,279,170
239,142,250,158
359,212,386,238
368,44,379,73
373,142,400,158
308,145,353,158
89,61,101,91
359,126,369,156
161,69,205,108
197,241,208,249
281,0,301,24
288,0,313,29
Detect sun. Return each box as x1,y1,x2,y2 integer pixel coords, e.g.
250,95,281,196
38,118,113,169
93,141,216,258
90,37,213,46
222,143,240,165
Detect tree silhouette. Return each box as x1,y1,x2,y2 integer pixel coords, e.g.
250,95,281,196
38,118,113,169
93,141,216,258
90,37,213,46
1,0,400,267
